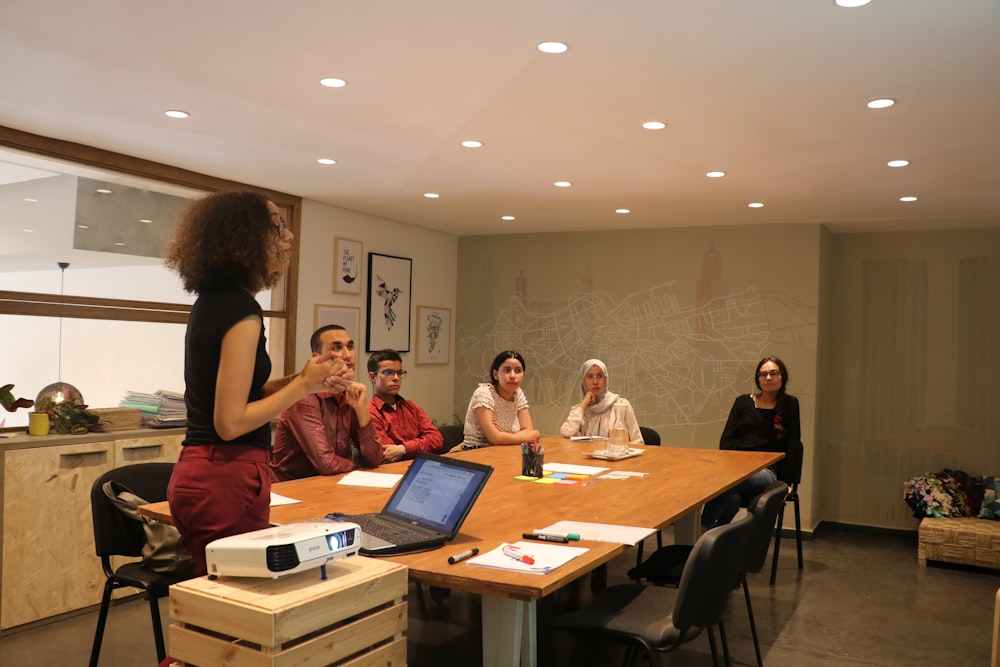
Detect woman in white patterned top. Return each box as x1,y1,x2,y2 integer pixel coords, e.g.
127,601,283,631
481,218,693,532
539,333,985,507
460,350,541,449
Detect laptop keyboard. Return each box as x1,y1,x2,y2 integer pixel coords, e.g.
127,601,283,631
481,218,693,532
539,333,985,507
341,514,429,544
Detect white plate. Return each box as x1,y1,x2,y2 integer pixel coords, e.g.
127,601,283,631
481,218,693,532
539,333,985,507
586,447,645,461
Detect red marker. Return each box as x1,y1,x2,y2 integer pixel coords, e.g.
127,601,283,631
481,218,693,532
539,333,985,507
502,544,535,565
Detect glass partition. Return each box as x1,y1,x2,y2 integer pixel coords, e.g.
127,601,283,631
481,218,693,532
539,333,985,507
0,128,301,429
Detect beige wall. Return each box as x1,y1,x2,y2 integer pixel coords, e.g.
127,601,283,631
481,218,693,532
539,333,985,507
821,229,1000,530
455,223,1000,532
297,200,458,424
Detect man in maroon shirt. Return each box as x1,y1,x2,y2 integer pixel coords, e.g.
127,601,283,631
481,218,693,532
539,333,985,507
367,349,443,462
270,326,382,481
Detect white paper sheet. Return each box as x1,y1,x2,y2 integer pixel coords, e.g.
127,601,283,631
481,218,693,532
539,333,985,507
269,492,301,506
468,540,589,574
541,461,610,476
539,520,656,546
336,470,404,488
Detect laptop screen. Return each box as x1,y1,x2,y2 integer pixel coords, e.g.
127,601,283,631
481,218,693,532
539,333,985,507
383,453,492,534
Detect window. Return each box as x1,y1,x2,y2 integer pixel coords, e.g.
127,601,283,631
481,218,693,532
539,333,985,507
0,127,301,428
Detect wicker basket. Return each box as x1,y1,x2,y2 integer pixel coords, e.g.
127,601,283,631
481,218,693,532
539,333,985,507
918,517,1000,570
89,407,143,432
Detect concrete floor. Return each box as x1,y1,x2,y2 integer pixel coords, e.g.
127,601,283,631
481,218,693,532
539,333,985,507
1,525,996,666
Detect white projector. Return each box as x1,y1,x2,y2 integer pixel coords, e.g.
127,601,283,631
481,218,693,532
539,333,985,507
205,521,362,578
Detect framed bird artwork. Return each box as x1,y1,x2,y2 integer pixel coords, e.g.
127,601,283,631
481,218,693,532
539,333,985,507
366,252,412,352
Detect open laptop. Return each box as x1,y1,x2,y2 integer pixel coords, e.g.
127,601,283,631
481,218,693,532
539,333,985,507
327,452,493,556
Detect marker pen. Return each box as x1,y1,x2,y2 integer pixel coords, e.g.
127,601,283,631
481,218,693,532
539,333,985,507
532,530,581,541
448,547,479,565
522,532,568,543
502,544,535,565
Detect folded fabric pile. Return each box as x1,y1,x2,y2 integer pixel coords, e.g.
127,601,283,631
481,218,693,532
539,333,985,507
903,469,983,519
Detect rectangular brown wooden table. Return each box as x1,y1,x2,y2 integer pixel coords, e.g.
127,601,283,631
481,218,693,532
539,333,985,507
140,437,782,667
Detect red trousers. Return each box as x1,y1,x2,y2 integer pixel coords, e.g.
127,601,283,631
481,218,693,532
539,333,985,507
167,445,271,577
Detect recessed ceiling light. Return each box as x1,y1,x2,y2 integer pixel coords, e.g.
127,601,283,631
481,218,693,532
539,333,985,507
538,41,568,54
115,242,126,246
164,110,189,119
706,171,726,178
835,0,871,7
23,197,37,202
748,202,764,208
320,78,347,88
616,209,630,214
96,188,112,194
461,140,483,148
77,225,89,229
501,215,516,221
554,181,572,188
424,193,440,199
642,121,666,130
22,229,34,233
887,160,909,168
899,196,918,202
317,158,337,165
139,219,152,223
867,98,895,109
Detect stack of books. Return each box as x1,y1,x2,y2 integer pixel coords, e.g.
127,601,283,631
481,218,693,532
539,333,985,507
119,389,187,428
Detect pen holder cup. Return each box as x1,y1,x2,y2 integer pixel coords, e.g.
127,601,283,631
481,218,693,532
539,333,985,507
521,450,544,478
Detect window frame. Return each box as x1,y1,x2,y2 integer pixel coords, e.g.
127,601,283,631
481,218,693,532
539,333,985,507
0,125,301,377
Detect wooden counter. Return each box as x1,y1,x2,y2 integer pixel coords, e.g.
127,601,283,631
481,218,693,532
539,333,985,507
0,427,185,629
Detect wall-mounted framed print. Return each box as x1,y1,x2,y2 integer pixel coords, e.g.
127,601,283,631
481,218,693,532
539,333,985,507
333,237,363,295
366,252,411,352
313,304,361,347
415,306,451,365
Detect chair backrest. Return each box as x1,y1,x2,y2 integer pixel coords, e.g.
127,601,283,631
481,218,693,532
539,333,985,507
672,510,753,631
90,462,175,559
639,426,661,446
778,440,804,485
743,481,789,574
437,424,465,453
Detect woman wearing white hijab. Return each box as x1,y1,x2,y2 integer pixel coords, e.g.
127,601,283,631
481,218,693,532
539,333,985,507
559,359,644,443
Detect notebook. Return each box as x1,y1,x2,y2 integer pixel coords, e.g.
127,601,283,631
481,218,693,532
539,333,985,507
328,452,493,556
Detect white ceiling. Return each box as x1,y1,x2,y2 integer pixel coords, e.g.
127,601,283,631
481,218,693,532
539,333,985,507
1,0,998,237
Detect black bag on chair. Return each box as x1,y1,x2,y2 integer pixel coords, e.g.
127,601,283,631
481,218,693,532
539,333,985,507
101,480,193,578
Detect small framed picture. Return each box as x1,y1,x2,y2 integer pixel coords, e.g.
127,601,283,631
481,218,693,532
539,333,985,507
366,252,412,352
312,304,362,347
415,306,451,365
333,237,363,295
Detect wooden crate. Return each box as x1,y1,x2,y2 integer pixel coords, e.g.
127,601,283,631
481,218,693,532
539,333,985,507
169,557,407,667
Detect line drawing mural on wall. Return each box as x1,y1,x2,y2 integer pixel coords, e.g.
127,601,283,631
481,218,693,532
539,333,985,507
453,245,817,443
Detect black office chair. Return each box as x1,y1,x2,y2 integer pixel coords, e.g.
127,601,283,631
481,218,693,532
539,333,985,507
437,424,465,453
556,511,754,667
639,426,661,446
635,427,664,556
770,440,804,584
89,463,190,667
627,482,787,667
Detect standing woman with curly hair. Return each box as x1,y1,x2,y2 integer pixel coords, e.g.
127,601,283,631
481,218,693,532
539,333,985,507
164,191,342,576
700,355,802,529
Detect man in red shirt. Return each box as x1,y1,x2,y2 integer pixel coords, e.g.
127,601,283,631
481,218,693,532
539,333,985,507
366,349,443,462
270,326,382,480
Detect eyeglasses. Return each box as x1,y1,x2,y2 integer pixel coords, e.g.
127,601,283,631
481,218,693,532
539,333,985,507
377,369,407,379
757,370,781,378
271,215,289,239
585,373,606,381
